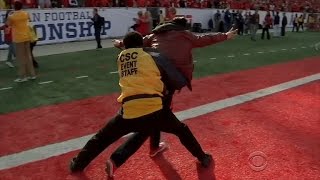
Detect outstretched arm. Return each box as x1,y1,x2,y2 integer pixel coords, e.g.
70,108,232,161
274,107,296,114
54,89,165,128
186,27,238,48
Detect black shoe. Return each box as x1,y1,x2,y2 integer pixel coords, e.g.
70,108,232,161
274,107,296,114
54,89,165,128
200,154,213,168
69,157,84,173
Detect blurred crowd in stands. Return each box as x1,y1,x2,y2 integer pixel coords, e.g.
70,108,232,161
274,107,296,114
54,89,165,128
0,0,319,13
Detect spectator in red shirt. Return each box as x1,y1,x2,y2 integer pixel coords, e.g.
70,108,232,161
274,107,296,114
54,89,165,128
261,12,273,40
165,7,177,21
0,10,15,68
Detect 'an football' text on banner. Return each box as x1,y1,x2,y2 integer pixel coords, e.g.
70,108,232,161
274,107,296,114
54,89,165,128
0,8,143,48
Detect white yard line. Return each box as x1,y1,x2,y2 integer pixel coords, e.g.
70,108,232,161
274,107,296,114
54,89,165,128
109,71,118,74
38,81,53,85
257,52,264,54
243,53,251,56
227,55,235,58
76,75,89,79
0,73,319,170
210,57,217,60
0,87,12,91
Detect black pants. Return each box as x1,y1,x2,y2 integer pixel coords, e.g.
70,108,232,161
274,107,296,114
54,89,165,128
292,23,298,32
237,23,244,35
94,28,102,48
110,91,174,167
297,23,304,32
72,107,206,170
30,42,38,68
281,26,286,36
261,27,270,40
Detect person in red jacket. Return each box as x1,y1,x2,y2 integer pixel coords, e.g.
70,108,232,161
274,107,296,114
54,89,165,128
108,17,238,177
261,12,273,40
133,11,150,36
0,10,15,68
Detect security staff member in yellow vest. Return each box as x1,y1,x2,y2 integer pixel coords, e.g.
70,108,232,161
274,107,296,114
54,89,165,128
69,32,212,177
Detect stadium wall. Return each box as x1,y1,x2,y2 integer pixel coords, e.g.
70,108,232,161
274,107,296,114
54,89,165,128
0,8,305,49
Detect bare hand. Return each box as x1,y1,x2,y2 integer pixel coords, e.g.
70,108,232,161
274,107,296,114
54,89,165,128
113,39,122,48
226,27,238,40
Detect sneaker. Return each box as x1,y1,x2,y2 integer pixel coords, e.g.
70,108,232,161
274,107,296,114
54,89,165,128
69,157,85,173
106,159,117,178
14,78,28,83
150,142,169,157
5,62,14,68
27,76,37,80
199,153,213,168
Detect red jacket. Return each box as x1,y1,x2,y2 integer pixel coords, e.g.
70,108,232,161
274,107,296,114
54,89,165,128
119,24,228,90
0,25,12,43
143,30,227,86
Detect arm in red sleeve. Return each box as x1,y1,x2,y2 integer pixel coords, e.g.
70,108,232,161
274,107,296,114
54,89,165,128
184,31,228,48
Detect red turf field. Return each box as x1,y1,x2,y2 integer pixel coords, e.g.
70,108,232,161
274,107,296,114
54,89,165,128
0,56,319,180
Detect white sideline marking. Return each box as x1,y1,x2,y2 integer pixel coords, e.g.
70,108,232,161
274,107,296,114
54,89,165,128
243,53,250,56
281,49,287,51
227,55,235,58
38,81,53,85
257,52,264,54
210,58,217,60
0,87,12,91
292,48,296,50
76,76,88,79
0,73,319,170
109,71,118,74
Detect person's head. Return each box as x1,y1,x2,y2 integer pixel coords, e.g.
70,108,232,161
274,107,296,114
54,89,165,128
14,1,23,11
172,17,188,28
276,11,279,15
93,8,98,15
137,11,143,17
160,10,163,14
123,32,143,49
168,7,176,16
217,10,220,13
145,11,151,18
283,12,286,16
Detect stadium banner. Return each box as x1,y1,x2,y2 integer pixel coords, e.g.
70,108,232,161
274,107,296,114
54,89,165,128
0,8,305,49
0,8,145,48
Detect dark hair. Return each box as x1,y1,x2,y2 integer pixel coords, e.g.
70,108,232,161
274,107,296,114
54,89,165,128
123,32,143,49
172,17,188,27
14,1,23,10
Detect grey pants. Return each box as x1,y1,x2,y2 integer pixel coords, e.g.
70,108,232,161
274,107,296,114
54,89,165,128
250,24,258,40
6,42,16,62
